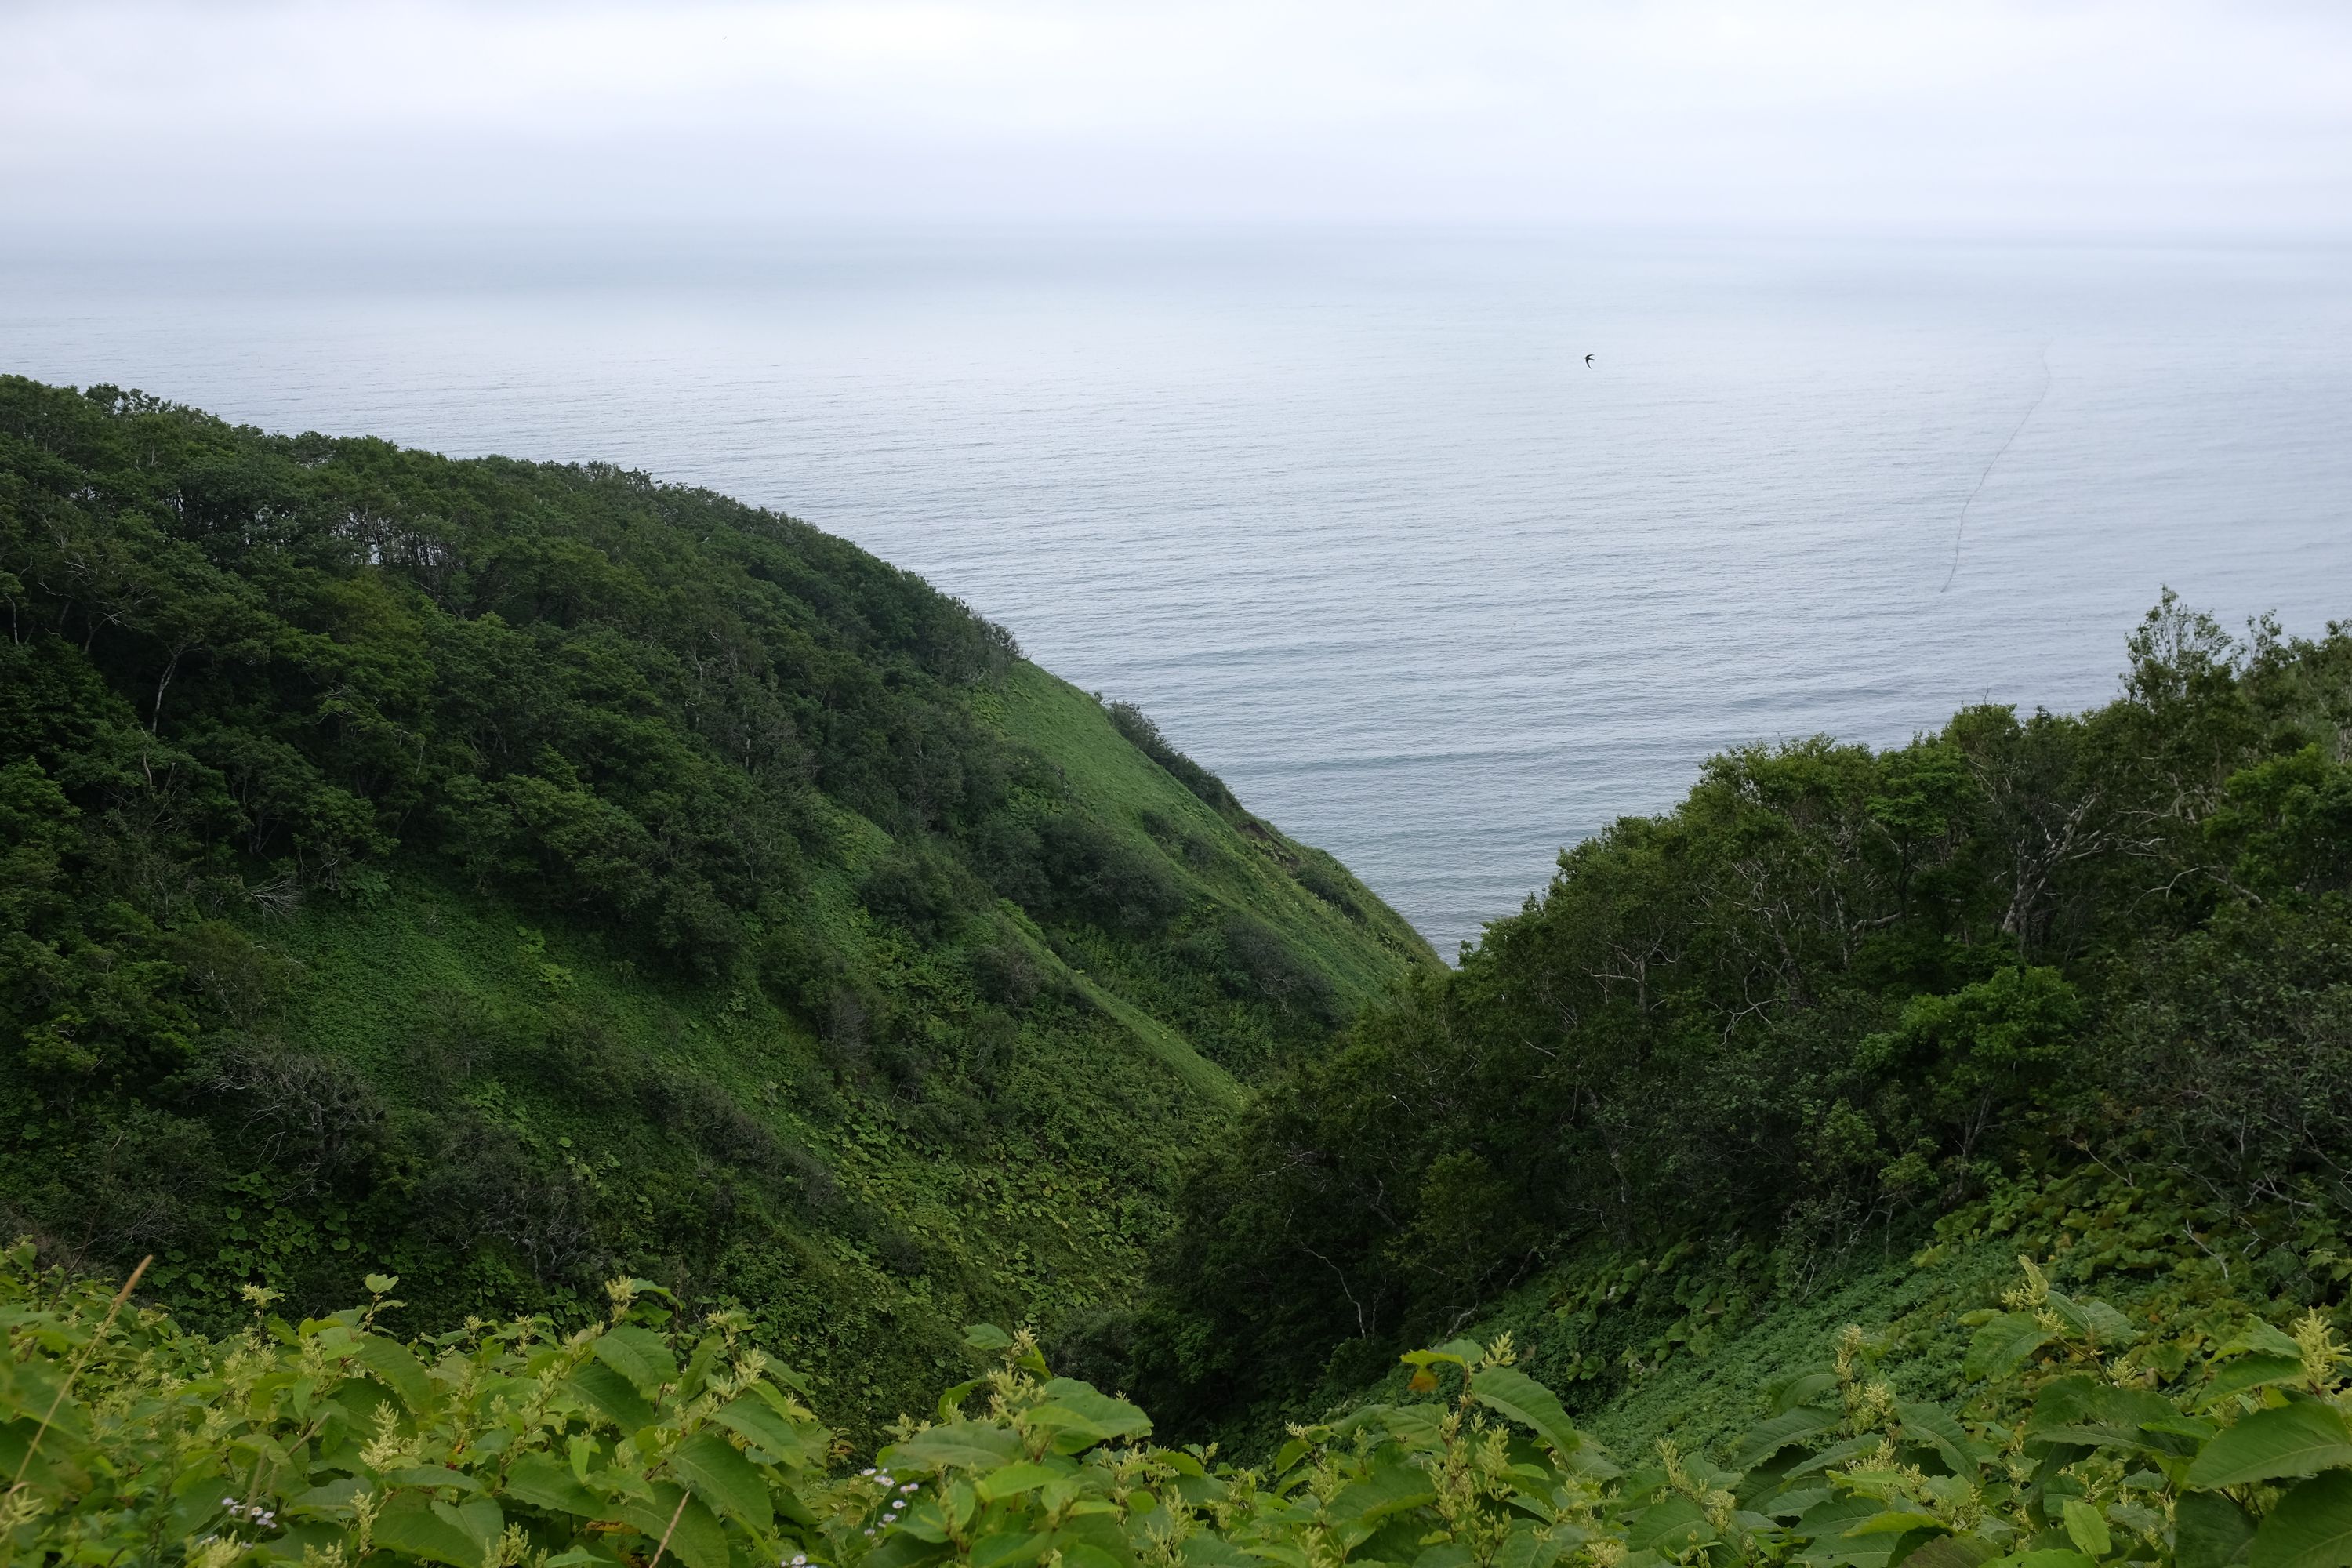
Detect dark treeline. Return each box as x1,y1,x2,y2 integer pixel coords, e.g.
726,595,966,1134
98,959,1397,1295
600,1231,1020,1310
1106,597,2352,1428
2,383,1021,975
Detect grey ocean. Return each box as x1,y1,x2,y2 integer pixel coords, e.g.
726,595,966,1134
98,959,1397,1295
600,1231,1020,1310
5,229,2348,955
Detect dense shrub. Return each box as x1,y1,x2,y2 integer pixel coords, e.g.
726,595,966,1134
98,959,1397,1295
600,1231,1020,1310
1294,852,1363,918
1106,700,1240,815
978,811,1188,935
13,1246,2352,1568
967,937,1048,1007
858,843,978,941
1149,600,2352,1419
1212,913,1338,1025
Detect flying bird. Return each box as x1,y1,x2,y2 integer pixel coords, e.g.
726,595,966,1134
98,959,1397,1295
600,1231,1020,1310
1584,354,1594,367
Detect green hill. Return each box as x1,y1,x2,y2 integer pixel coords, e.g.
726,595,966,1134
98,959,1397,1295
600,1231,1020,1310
9,375,2352,1568
1113,595,2352,1454
0,376,1436,1434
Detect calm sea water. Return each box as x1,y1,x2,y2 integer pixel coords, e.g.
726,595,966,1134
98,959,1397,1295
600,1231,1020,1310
4,228,2348,955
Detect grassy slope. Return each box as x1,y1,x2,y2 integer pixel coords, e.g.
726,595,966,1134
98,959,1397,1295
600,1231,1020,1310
991,663,1434,1002
243,659,1432,1430
1303,1167,2321,1472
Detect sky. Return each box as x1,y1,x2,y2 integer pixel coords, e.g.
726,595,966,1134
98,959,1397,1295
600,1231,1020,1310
3,0,2349,235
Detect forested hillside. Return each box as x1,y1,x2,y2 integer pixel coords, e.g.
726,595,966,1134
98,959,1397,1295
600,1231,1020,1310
14,373,2352,1568
0,376,1434,1431
1105,597,2352,1450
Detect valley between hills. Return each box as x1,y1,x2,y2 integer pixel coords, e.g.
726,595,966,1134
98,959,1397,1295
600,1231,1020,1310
8,374,2352,1568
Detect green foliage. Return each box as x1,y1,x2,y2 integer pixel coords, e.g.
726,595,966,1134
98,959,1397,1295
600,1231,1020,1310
0,376,1435,1435
1102,704,1238,818
1134,596,2352,1432
21,1243,2352,1568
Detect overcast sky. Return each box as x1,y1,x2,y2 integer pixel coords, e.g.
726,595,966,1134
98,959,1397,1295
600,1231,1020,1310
4,0,2348,234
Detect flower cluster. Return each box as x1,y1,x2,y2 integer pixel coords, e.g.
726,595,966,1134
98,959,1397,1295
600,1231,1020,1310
857,1468,902,1537
220,1498,278,1530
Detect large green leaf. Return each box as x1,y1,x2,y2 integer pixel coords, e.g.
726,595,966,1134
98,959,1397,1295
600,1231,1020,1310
2046,1292,2138,1348
292,1477,370,1516
1771,1371,1842,1415
372,1494,485,1568
443,1498,505,1557
1898,1537,1997,1568
974,1532,1057,1568
618,1485,730,1568
2176,1490,2256,1568
0,1363,85,1443
935,1379,985,1424
355,1336,436,1415
891,1421,1023,1474
1369,1403,1445,1449
1787,1436,1886,1480
1898,1403,1983,1476
975,1461,1066,1502
713,1394,808,1464
2254,1472,2352,1568
1795,1494,1902,1568
1555,1439,1621,1482
1965,1315,2054,1382
1176,1538,1250,1568
2025,1376,2177,1454
2210,1357,2310,1402
2227,1321,2309,1360
500,1454,601,1519
1022,1406,1120,1451
1734,1406,1843,1470
1036,1379,1152,1439
670,1429,772,1531
592,1326,679,1398
1329,1461,1437,1526
1468,1367,1583,1457
2188,1403,2352,1490
2061,1501,2111,1558
1490,1520,1569,1568
564,1361,655,1434
1626,1494,1713,1555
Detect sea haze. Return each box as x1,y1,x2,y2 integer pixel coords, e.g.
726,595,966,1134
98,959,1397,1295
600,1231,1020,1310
4,227,2348,956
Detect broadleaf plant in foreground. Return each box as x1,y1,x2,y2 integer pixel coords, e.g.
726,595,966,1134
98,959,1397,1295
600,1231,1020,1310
13,1247,2352,1568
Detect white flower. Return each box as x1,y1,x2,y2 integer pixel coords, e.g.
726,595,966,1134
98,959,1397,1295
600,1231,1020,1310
860,1468,876,1477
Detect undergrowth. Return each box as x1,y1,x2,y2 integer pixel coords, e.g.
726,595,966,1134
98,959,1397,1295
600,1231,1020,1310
12,1224,2352,1568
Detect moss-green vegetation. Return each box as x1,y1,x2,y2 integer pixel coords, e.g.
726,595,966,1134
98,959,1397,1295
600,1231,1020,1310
13,368,2352,1568
0,376,1435,1439
1112,597,2352,1457
19,1227,2352,1568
